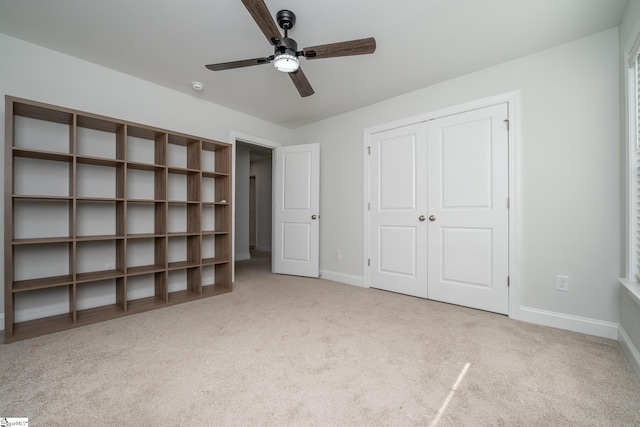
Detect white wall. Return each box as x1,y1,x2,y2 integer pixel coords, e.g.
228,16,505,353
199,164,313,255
250,157,273,252
293,28,622,337
0,28,625,339
0,33,292,325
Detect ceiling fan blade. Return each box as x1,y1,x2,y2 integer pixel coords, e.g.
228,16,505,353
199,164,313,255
241,0,281,45
303,37,376,60
288,67,314,97
205,57,271,71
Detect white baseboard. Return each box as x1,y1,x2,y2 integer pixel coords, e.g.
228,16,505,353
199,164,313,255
235,252,251,261
619,325,640,379
514,305,619,339
0,313,4,331
254,246,271,252
319,269,364,287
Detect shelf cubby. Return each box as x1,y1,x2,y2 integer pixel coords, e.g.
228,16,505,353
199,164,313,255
5,96,232,342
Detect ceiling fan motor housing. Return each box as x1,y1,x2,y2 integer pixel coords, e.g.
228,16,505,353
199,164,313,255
276,37,298,55
276,10,296,30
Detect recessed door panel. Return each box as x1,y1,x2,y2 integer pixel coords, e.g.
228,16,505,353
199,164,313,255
282,223,310,261
441,227,492,288
379,135,416,210
441,119,493,209
379,226,417,277
283,151,311,210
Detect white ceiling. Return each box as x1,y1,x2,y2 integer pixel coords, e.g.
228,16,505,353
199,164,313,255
0,0,628,129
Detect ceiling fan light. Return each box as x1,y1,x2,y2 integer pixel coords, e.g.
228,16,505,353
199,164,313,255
273,53,299,73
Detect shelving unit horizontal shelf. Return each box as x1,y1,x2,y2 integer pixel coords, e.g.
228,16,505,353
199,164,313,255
168,261,200,270
76,197,126,202
76,270,125,283
13,275,74,292
126,233,160,239
201,171,230,178
5,96,233,343
75,235,125,242
13,148,73,162
127,296,166,314
12,194,72,201
76,156,125,167
13,313,75,341
126,264,166,276
202,284,232,297
202,257,230,265
167,167,200,175
76,304,125,324
13,237,73,245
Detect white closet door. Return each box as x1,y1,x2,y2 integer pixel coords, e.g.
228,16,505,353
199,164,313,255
369,123,429,298
368,103,510,314
426,103,509,314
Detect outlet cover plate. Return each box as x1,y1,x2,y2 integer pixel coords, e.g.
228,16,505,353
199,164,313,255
556,275,569,292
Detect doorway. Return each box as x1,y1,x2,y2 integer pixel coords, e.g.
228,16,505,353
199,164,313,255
234,141,273,266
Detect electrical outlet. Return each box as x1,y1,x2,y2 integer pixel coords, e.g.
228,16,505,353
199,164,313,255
334,249,341,260
556,275,569,292
105,263,115,270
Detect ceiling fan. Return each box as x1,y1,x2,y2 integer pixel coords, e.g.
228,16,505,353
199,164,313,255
205,0,376,97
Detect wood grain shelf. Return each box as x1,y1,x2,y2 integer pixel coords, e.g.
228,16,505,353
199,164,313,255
12,313,75,340
76,270,125,283
4,96,232,343
13,275,74,292
126,264,166,276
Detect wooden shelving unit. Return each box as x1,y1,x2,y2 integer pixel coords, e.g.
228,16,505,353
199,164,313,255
4,96,232,342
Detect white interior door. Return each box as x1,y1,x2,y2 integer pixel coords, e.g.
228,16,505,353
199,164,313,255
369,123,428,298
273,144,320,277
427,103,509,314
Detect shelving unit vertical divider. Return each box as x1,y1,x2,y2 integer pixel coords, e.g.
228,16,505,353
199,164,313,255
70,112,78,324
116,123,127,312
155,132,168,303
4,98,14,338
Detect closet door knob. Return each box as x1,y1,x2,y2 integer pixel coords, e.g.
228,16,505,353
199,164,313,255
429,215,436,222
418,215,426,222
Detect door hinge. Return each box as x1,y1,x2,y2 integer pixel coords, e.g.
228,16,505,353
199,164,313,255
507,276,510,287
507,197,510,209
368,258,371,267
367,146,371,155
504,119,510,131
368,202,371,211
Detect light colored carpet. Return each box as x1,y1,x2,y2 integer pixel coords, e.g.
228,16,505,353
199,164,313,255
1,251,639,426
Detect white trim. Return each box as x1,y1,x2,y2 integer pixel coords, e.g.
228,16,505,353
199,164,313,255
235,252,251,261
619,325,640,379
619,278,640,306
516,305,619,340
365,92,521,135
623,12,640,281
319,270,364,287
254,245,272,252
230,131,281,282
362,91,520,317
0,313,4,331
